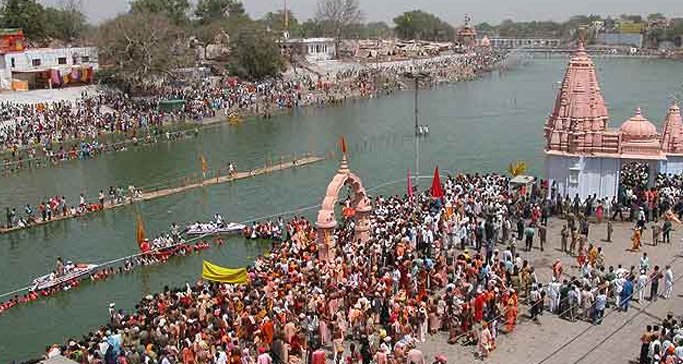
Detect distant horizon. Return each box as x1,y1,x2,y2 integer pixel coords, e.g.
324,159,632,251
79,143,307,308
36,0,683,27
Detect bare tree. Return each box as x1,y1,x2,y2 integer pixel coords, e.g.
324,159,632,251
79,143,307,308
58,0,87,42
315,0,363,42
96,11,191,92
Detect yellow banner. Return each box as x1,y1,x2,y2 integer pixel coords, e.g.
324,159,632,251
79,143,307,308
202,260,248,284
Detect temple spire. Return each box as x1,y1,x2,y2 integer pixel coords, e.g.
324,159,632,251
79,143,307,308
577,27,586,51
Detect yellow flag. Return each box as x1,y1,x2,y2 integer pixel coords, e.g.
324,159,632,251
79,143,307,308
202,260,248,284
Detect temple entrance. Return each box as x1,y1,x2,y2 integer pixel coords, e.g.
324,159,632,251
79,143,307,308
619,161,655,206
315,140,372,262
620,161,650,190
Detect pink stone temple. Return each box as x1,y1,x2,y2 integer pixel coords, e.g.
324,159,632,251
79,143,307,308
544,38,683,198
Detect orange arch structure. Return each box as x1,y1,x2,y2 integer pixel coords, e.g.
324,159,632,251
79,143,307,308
315,152,372,262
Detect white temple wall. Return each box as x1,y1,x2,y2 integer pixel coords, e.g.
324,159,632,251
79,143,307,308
659,157,683,176
545,154,620,199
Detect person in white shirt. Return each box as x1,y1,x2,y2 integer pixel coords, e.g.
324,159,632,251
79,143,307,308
664,266,674,299
216,347,229,364
548,278,561,313
637,270,648,302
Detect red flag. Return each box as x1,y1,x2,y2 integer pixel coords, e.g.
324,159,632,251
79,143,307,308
407,169,413,198
430,167,444,199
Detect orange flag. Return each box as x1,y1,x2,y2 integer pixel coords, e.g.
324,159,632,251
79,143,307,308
666,209,682,224
340,136,348,154
200,152,208,173
136,214,146,251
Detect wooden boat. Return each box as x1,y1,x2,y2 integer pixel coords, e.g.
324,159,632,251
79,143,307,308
185,222,246,235
30,263,99,291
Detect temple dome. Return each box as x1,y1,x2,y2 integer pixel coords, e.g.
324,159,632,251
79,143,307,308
620,108,658,142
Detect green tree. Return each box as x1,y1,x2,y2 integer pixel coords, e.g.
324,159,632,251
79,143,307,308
195,0,245,25
1,0,48,42
298,19,324,38
44,0,87,42
393,10,454,41
647,13,665,22
130,0,190,25
228,22,282,80
96,11,191,92
260,10,299,36
474,22,495,35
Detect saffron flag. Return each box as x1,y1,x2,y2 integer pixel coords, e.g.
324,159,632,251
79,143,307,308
430,166,444,200
136,214,149,253
200,152,208,173
202,261,248,284
665,209,682,224
340,135,348,154
407,169,413,199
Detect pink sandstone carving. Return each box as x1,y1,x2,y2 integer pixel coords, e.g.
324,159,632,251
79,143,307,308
315,152,372,262
544,37,682,159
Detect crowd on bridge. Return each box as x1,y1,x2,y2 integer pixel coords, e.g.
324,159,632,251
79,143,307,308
0,49,507,174
3,186,143,231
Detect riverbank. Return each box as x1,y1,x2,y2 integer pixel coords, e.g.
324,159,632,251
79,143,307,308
1,49,509,175
1,156,324,234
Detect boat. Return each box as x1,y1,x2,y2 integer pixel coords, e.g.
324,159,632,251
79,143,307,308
185,222,247,235
30,263,99,291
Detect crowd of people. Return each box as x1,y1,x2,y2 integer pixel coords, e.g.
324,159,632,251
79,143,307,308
639,313,683,364
3,186,143,231
33,165,683,364
0,222,216,316
0,49,507,174
38,172,546,364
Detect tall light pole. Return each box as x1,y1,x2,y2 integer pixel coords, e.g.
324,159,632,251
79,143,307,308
404,71,430,189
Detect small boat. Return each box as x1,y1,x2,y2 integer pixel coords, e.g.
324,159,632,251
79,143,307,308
30,263,99,291
185,222,247,235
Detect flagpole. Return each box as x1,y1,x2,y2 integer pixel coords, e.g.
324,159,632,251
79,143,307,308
414,76,419,189
404,71,430,190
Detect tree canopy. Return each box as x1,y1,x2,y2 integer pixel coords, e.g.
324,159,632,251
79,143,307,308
315,0,363,39
45,0,88,42
393,10,454,41
227,22,282,80
96,11,191,92
130,0,191,25
0,0,48,42
195,0,245,25
260,10,299,36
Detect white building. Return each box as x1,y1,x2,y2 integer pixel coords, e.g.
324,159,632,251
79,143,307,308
285,38,336,63
0,47,98,90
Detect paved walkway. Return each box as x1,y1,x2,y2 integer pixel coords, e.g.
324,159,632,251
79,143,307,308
415,217,683,364
0,156,324,235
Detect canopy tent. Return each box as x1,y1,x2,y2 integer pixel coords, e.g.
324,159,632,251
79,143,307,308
158,99,186,112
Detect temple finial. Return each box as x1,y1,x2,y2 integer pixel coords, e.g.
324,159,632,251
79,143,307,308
338,136,349,172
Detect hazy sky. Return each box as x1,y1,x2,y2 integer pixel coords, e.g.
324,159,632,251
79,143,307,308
38,0,682,26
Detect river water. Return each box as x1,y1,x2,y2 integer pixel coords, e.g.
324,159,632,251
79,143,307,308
0,56,681,360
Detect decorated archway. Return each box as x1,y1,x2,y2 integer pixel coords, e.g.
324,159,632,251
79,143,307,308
315,138,372,262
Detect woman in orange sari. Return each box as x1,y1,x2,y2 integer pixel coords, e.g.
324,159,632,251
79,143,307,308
631,227,642,251
505,296,517,333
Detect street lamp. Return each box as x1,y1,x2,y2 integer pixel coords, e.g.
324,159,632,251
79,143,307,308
404,71,431,189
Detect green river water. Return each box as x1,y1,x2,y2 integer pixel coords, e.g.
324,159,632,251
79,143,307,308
0,56,682,361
